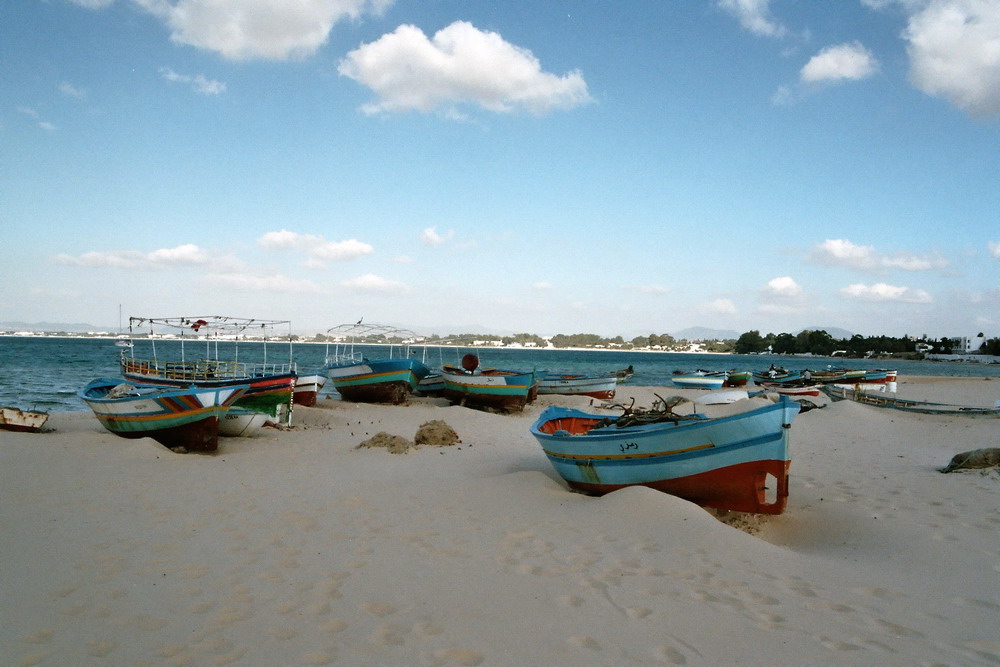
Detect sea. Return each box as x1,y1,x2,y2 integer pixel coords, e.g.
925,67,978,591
3,335,999,413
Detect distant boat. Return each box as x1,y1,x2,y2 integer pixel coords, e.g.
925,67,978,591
292,373,327,406
120,316,296,425
822,384,1000,416
440,354,538,413
530,396,800,514
723,370,751,387
78,378,247,452
324,323,432,404
613,366,634,383
538,373,617,399
671,370,727,390
761,384,821,398
0,407,49,433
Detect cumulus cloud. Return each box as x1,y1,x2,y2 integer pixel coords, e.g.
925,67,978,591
131,0,393,61
340,273,410,294
840,282,933,303
421,227,454,246
159,67,226,95
257,229,373,266
990,241,1000,258
764,276,803,297
801,42,878,83
718,0,787,38
337,21,593,116
903,0,1000,117
808,239,949,272
54,243,213,269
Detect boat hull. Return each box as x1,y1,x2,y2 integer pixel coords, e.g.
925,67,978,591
219,407,270,437
121,362,295,424
293,374,327,406
327,358,431,405
530,398,799,514
671,375,726,390
538,374,617,399
78,378,247,452
441,368,538,412
1,407,49,433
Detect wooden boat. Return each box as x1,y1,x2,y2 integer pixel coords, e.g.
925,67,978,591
822,384,1000,416
293,373,327,406
219,407,270,437
1,407,49,433
78,378,247,452
324,323,432,404
530,396,800,514
120,316,296,425
760,383,822,398
415,373,445,397
671,370,727,390
440,354,538,412
723,370,751,387
538,373,617,399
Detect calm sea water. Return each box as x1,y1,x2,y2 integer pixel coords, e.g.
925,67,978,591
2,336,999,413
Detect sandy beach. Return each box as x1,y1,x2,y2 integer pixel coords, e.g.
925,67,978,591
2,376,998,666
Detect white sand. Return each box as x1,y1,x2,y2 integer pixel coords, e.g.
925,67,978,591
2,377,998,665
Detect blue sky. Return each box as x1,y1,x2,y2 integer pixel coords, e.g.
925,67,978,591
3,0,998,339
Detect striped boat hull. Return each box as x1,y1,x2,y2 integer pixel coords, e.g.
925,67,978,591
326,358,431,404
530,397,799,514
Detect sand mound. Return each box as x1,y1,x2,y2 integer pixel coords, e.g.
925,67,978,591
414,420,461,447
356,431,414,454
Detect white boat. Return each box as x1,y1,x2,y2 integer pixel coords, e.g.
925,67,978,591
1,407,49,433
293,373,327,406
538,373,617,399
219,407,270,437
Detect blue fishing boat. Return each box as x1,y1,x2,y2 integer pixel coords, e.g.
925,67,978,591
78,378,248,452
440,354,538,413
529,396,800,514
324,323,431,404
671,370,727,389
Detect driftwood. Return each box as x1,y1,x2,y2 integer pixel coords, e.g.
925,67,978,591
598,393,699,428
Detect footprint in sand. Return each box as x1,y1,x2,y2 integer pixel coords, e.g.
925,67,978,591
567,635,601,650
429,648,485,666
656,644,688,665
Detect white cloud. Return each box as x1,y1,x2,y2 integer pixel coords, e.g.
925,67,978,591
337,21,592,116
131,0,393,61
257,229,373,265
989,241,1000,258
808,239,949,273
840,282,933,303
764,276,803,297
702,298,737,314
159,67,226,95
718,0,787,38
421,227,454,246
801,42,878,83
810,239,880,270
340,273,410,294
58,81,86,99
210,271,323,293
53,243,225,269
903,0,1000,116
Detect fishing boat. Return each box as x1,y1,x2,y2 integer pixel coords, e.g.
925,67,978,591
723,370,751,387
119,316,297,425
1,407,49,433
293,373,327,406
759,383,822,398
324,323,432,404
530,396,800,514
538,373,617,399
78,378,247,452
671,370,727,390
614,366,635,383
440,354,538,412
822,384,1000,416
219,407,270,437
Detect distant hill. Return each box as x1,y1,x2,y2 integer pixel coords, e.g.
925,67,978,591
672,327,741,341
0,321,106,333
